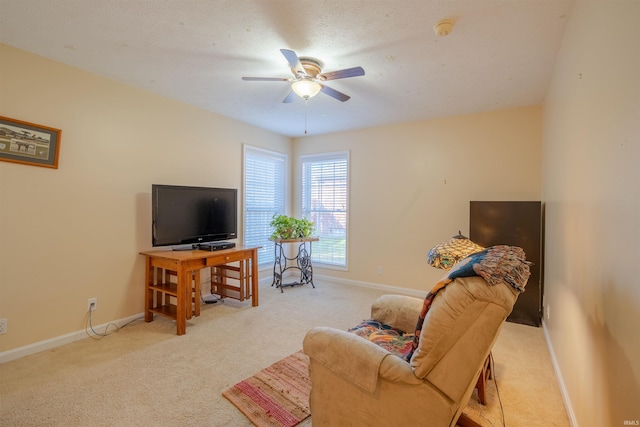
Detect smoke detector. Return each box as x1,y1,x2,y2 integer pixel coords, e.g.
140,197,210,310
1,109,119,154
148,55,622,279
434,19,454,37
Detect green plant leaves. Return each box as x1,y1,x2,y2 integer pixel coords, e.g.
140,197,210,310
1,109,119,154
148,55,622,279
269,215,315,240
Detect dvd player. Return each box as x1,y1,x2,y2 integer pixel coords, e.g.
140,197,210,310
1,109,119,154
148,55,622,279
194,242,236,251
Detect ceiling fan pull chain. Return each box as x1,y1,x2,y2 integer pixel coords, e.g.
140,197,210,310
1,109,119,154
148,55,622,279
304,98,308,135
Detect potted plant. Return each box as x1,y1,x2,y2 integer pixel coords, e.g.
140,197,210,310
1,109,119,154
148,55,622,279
270,215,315,240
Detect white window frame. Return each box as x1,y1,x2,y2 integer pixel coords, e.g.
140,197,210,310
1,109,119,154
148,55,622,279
243,145,288,267
300,151,349,270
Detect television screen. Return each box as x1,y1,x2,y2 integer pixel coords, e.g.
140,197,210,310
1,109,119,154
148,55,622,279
152,184,238,247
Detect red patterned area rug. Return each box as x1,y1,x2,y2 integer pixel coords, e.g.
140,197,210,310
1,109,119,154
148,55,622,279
222,350,311,427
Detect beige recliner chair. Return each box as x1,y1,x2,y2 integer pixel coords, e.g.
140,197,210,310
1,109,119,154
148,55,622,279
303,274,519,426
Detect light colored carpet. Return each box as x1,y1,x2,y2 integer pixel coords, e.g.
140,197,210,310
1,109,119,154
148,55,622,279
0,280,569,426
464,321,570,427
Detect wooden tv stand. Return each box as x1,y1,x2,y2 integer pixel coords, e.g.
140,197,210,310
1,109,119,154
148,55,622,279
140,246,260,335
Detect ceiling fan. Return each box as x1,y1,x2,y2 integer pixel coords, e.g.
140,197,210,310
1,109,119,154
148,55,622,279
242,49,365,103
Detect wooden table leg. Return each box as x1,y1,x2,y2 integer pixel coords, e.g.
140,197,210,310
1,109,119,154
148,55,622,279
176,269,186,335
244,257,250,301
144,257,154,323
251,249,259,307
163,269,171,307
184,269,193,321
193,269,200,317
238,259,245,301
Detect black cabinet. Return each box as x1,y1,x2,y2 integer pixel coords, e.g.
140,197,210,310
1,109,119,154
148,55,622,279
469,201,543,327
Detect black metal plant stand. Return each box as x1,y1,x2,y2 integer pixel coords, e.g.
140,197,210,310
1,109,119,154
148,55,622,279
271,237,319,292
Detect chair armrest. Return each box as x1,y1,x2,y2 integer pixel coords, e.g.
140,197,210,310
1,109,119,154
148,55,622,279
303,326,421,392
370,294,424,333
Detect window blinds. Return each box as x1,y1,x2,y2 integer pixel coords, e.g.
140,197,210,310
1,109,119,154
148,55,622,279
300,151,349,267
244,146,287,266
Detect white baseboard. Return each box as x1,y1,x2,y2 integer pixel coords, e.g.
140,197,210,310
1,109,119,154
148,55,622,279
0,276,419,365
314,273,426,298
257,271,426,299
542,320,578,427
0,312,144,364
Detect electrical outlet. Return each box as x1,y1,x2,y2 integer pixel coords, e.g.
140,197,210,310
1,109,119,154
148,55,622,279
0,318,7,334
546,304,550,320
377,266,383,275
88,298,97,312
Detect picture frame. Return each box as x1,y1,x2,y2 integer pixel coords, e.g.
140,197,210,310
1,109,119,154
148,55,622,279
0,116,61,169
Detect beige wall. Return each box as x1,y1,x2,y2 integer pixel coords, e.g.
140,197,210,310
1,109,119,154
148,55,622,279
3,2,637,423
542,1,640,426
1,41,543,356
8,8,636,423
293,106,542,290
0,44,291,352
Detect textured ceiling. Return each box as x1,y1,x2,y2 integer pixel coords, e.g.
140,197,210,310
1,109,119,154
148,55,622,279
0,0,575,137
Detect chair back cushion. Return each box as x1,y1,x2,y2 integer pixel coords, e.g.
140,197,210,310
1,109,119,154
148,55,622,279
410,276,517,401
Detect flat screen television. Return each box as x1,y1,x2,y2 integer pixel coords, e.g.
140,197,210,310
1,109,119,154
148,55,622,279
152,184,238,248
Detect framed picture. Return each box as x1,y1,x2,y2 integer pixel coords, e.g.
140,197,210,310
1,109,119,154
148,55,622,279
0,116,61,169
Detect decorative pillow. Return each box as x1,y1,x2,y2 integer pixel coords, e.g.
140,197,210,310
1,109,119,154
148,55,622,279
348,320,415,359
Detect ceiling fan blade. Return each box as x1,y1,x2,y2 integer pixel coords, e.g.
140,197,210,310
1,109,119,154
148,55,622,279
280,49,305,75
242,77,290,81
282,90,297,103
320,84,351,102
319,66,365,81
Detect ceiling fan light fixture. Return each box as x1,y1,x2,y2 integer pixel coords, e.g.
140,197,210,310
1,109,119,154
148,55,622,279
292,79,322,99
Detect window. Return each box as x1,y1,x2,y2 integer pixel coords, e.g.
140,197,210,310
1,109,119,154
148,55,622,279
243,146,287,266
300,151,349,268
